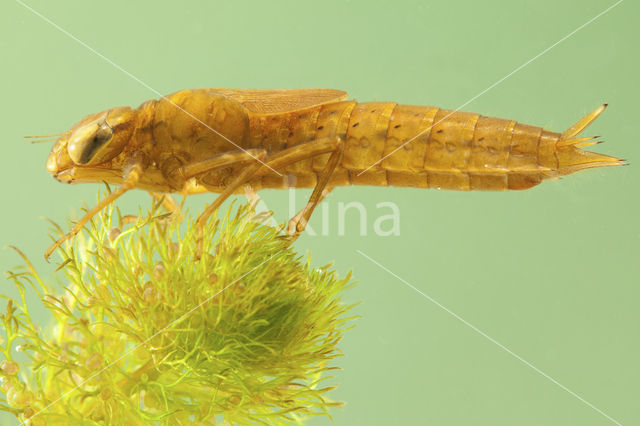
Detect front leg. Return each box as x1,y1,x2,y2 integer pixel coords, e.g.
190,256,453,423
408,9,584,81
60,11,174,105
44,151,149,261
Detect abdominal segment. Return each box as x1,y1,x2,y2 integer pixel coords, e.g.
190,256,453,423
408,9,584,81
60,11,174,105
247,100,618,192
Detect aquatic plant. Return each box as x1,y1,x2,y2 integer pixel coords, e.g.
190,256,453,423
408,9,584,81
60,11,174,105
0,197,355,424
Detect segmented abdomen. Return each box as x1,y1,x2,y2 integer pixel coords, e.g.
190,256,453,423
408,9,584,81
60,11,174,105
339,103,560,191
254,101,561,191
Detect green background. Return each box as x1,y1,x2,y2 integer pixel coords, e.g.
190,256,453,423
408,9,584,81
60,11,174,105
1,1,638,424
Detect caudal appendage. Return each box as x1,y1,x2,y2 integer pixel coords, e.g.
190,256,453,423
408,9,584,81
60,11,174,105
555,104,625,176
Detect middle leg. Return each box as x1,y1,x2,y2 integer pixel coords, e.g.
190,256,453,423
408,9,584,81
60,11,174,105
195,151,268,258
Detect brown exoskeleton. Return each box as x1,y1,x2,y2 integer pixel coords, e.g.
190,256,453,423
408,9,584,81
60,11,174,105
44,88,623,260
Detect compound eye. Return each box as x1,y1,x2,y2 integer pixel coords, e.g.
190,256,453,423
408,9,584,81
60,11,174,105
68,122,114,165
67,106,134,166
93,123,112,145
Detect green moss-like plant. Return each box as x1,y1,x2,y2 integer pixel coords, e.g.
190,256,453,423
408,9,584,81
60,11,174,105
0,197,355,425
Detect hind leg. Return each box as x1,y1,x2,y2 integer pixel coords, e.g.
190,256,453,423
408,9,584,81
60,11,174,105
251,137,344,240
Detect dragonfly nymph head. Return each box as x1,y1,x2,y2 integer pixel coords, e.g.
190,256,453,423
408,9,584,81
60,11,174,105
46,106,137,183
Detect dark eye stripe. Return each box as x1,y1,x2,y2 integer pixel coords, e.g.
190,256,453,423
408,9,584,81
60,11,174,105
77,126,112,164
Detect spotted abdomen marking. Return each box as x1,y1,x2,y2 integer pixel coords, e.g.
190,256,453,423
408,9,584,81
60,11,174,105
329,103,619,191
